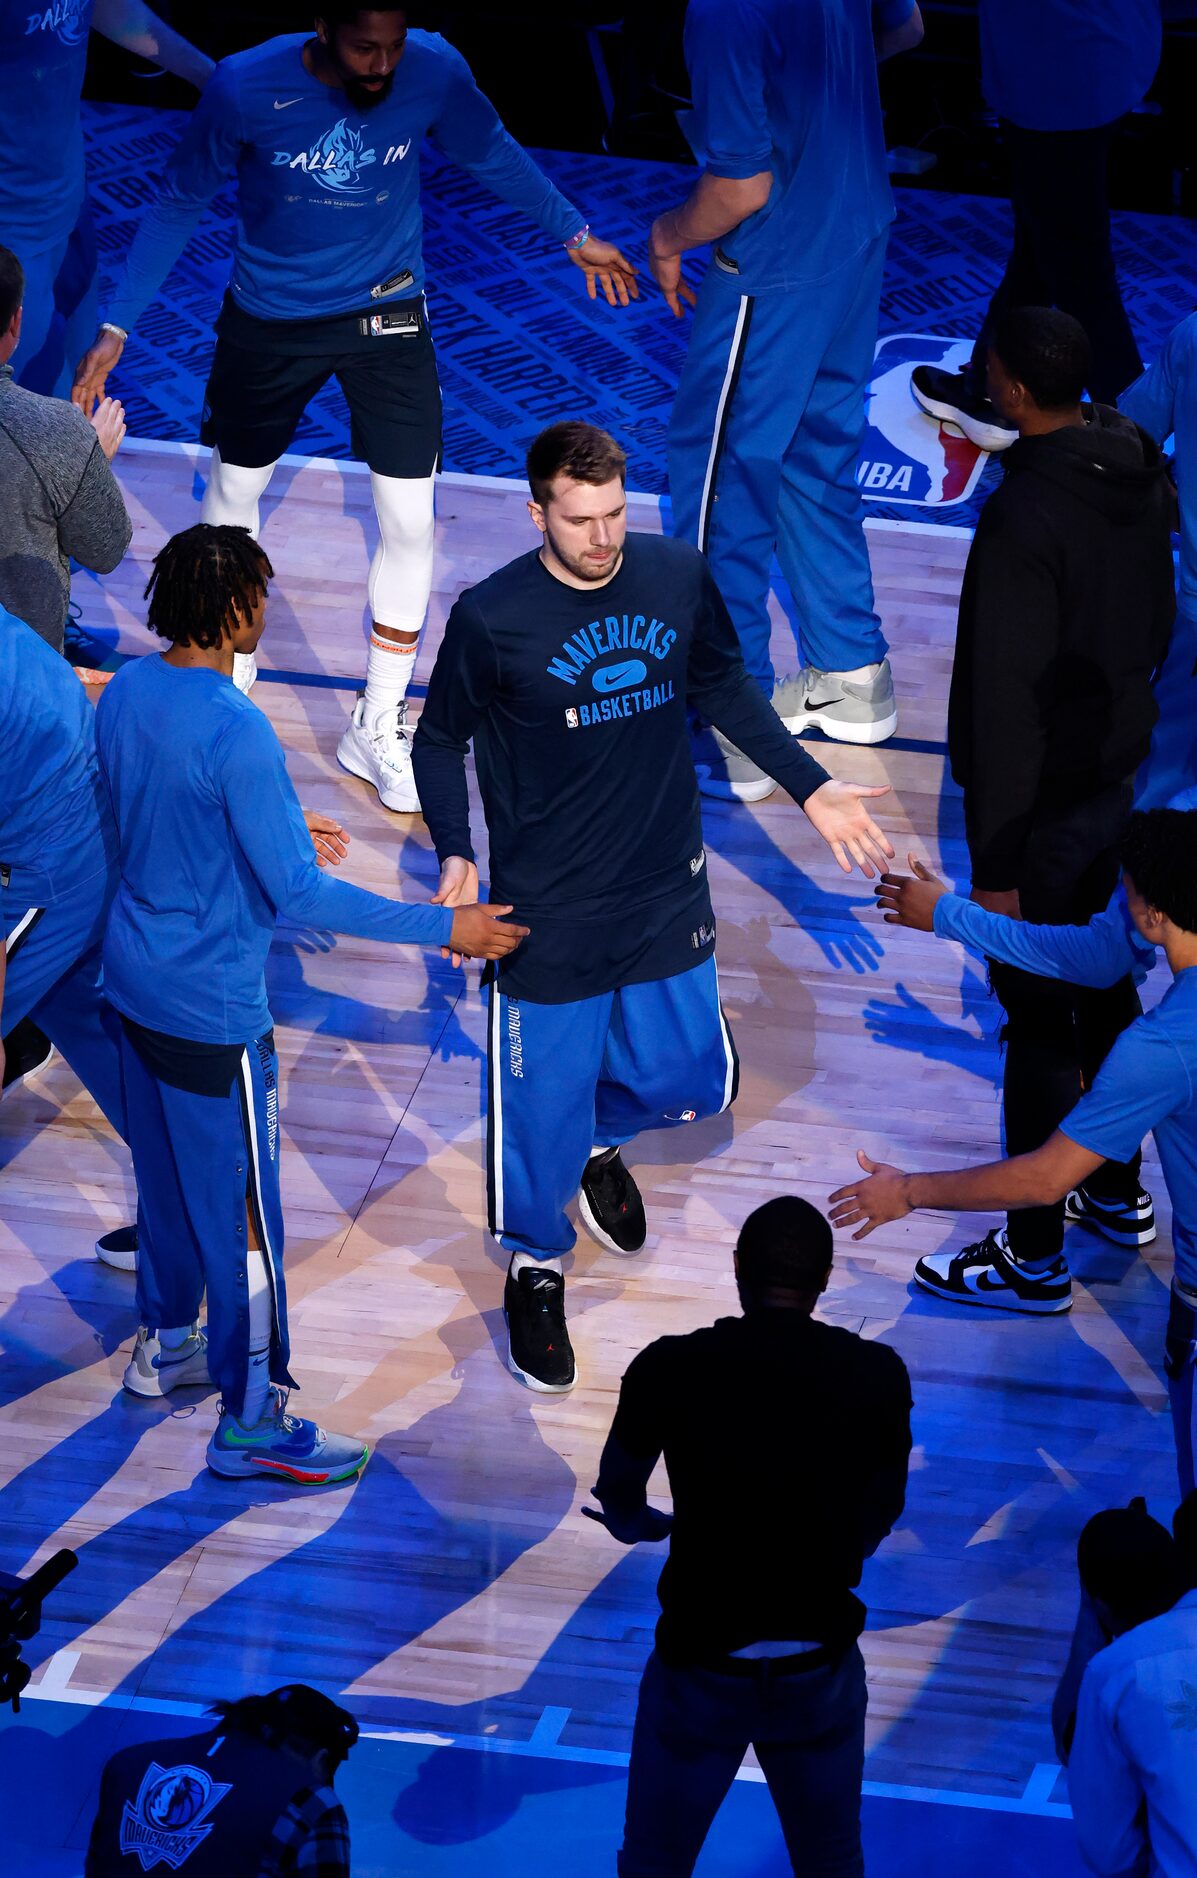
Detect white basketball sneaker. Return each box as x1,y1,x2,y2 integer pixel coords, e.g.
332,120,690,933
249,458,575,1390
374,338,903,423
232,651,258,695
337,695,421,813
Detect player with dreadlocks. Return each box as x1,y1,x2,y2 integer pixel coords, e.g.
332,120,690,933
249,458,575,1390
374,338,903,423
94,523,527,1484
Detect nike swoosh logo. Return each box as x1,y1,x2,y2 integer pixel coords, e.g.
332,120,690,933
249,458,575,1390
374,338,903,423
804,696,844,711
592,659,648,694
273,97,304,110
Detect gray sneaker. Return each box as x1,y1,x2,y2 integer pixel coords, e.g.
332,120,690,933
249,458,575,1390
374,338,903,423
692,724,778,803
774,660,897,745
123,1324,213,1398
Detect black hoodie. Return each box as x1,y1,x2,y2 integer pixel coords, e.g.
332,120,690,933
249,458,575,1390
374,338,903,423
948,404,1176,890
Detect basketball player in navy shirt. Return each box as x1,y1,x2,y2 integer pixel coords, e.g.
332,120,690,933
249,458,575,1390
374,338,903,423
413,422,894,1393
95,524,526,1483
72,4,637,814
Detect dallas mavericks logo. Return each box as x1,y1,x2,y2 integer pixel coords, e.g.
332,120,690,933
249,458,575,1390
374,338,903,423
273,117,376,194
119,1762,232,1871
861,333,987,508
25,1,88,44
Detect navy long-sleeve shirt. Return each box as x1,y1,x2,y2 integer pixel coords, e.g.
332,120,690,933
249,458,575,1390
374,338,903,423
412,533,828,1002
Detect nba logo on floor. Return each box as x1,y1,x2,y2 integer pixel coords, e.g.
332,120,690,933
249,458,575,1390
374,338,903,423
860,334,987,507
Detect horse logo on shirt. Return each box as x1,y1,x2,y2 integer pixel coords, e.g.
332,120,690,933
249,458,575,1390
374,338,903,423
119,1762,232,1871
25,0,88,43
273,117,377,194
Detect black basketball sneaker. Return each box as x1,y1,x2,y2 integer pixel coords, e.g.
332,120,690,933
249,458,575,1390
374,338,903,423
914,1229,1073,1314
1064,1181,1156,1248
505,1260,576,1393
579,1149,647,1255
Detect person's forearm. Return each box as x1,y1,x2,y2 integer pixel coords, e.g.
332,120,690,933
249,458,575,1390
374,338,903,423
934,895,1145,989
105,195,207,333
651,171,772,259
700,672,828,804
905,1153,1070,1215
857,1463,909,1557
92,0,214,87
410,735,475,866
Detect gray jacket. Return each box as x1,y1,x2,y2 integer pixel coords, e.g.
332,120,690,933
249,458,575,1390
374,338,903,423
0,365,132,652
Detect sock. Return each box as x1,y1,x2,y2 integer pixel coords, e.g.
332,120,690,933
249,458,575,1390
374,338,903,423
157,1323,194,1353
511,1251,563,1277
834,663,882,684
363,632,417,733
235,1339,272,1428
589,1144,617,1163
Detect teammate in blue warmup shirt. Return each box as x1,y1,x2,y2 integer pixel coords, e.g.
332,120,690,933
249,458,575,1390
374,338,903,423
913,0,1163,447
1120,315,1197,808
0,0,212,398
413,421,895,1394
830,804,1197,1494
73,3,638,819
95,523,526,1484
647,0,924,805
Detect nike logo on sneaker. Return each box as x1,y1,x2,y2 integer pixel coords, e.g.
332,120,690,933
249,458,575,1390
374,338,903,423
804,696,844,711
273,97,304,109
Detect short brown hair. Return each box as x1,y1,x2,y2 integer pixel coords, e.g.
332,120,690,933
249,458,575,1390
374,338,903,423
526,421,627,507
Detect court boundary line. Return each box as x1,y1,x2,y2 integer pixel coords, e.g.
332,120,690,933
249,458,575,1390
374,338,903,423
19,1663,1069,1820
116,435,976,540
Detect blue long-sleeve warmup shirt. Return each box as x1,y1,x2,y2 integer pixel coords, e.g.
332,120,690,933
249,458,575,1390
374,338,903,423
412,533,830,1004
0,604,115,911
935,889,1197,1289
96,655,452,1045
0,0,93,248
1122,312,1197,615
106,31,583,330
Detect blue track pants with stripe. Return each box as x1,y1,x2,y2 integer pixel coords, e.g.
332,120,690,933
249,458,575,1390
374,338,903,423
2,865,126,1136
120,1027,293,1410
668,236,889,692
487,957,739,1259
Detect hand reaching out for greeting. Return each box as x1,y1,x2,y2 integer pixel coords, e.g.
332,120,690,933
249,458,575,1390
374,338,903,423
803,780,894,878
874,855,948,930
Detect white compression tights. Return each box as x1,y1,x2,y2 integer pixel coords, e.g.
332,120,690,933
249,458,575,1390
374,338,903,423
200,449,276,537
367,469,436,633
200,454,435,632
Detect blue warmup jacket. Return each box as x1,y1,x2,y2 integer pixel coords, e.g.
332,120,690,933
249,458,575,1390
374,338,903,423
95,654,451,1044
106,31,582,329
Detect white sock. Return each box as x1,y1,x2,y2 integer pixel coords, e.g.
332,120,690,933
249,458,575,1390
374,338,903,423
834,662,882,683
232,1241,274,1427
511,1251,563,1276
590,1144,615,1161
362,632,417,734
157,1323,195,1353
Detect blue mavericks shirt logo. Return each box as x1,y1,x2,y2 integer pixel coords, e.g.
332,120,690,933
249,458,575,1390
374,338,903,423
273,118,412,195
25,0,88,44
119,1762,232,1871
551,611,678,731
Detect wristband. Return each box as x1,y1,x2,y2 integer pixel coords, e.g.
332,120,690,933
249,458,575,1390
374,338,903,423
100,321,128,342
563,225,590,252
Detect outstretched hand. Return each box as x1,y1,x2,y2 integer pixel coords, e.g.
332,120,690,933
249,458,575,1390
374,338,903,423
874,854,947,931
828,1150,914,1240
567,236,640,307
72,329,125,419
303,811,349,869
803,779,894,878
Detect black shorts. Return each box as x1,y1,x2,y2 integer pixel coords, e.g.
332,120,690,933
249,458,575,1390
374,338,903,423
200,294,442,477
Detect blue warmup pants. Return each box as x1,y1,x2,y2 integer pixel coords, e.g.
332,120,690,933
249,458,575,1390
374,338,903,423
8,202,99,399
669,236,889,692
2,867,126,1136
1166,1285,1197,1500
1136,603,1197,810
120,1027,293,1410
487,958,739,1259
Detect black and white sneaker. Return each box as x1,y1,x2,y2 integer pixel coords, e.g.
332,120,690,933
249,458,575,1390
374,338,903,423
504,1261,576,1393
1065,1182,1157,1248
96,1224,138,1272
579,1149,647,1255
914,1228,1073,1314
2,1018,55,1093
910,365,1017,453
